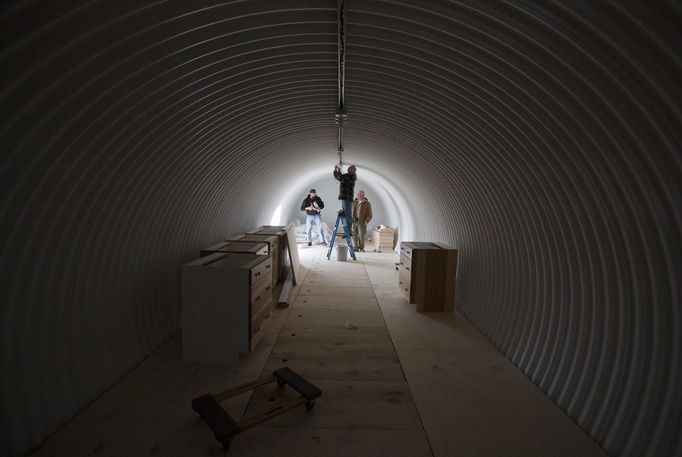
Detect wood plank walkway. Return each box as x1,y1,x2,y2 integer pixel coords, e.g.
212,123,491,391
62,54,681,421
226,251,433,456
30,246,607,457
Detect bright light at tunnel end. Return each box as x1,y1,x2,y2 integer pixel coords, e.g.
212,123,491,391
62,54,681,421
270,204,282,225
261,165,414,247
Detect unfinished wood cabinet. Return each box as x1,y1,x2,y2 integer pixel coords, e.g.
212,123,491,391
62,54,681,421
246,226,288,281
398,242,457,312
181,253,273,364
200,241,268,258
228,234,279,286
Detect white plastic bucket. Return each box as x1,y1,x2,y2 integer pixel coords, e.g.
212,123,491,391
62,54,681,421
336,245,348,261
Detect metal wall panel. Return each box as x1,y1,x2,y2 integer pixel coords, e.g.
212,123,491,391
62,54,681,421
0,2,678,456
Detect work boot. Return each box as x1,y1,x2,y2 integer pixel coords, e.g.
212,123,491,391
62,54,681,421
308,242,312,247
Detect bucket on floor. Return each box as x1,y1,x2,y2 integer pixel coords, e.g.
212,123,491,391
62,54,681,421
336,245,348,261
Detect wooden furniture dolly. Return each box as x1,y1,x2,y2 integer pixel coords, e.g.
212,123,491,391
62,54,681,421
192,367,322,450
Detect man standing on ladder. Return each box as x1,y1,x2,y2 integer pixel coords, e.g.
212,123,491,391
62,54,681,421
334,163,357,235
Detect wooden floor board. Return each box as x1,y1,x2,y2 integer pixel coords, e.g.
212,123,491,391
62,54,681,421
226,426,433,457
30,246,608,457
297,285,376,298
246,380,423,430
293,295,378,308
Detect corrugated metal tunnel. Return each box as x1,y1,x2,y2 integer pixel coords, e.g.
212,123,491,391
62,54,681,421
0,1,679,456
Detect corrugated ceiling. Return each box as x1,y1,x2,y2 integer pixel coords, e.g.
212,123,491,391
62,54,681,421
0,1,679,456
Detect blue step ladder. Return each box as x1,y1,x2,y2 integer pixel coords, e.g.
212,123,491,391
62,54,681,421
326,210,357,261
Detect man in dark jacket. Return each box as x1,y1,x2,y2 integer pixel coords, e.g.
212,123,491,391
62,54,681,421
300,188,327,246
333,164,357,233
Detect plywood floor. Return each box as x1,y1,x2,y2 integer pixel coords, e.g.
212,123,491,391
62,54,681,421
30,246,608,457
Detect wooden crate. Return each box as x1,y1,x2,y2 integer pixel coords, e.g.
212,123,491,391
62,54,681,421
371,226,395,251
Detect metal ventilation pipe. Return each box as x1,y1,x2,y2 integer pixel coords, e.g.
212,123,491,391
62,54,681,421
336,0,348,164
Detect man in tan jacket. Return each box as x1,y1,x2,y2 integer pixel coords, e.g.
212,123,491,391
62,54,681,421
351,190,373,252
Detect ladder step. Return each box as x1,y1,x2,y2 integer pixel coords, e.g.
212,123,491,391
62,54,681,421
327,209,357,260
273,367,322,402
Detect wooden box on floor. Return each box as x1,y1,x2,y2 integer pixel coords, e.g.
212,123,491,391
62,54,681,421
227,234,279,286
200,241,268,258
398,242,457,312
181,252,273,364
246,226,288,281
372,226,395,251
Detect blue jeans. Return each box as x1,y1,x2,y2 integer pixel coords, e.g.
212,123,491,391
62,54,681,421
341,200,353,233
306,214,326,243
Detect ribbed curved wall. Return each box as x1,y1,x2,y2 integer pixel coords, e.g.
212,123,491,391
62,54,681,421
0,2,679,456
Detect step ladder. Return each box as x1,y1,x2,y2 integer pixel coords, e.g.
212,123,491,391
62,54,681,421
192,367,321,451
326,209,357,260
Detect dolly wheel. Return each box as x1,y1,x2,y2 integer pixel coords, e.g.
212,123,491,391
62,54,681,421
305,400,315,410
